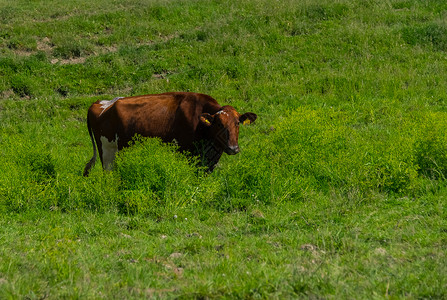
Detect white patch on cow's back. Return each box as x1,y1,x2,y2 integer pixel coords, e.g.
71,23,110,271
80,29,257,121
100,135,119,171
99,97,123,116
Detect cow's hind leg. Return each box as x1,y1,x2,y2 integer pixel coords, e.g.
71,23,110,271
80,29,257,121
100,135,119,171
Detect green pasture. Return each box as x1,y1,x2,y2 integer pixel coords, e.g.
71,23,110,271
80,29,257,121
1,0,447,298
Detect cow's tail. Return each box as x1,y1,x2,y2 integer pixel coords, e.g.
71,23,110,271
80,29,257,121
83,117,97,177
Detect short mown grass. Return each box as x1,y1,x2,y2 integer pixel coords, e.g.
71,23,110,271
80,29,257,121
1,0,447,298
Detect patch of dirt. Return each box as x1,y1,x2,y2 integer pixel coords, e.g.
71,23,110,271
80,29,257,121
300,244,318,252
11,34,179,65
374,247,387,255
152,73,166,79
37,37,53,53
300,243,326,256
0,89,15,99
51,57,87,65
169,252,183,259
13,50,33,57
103,45,118,53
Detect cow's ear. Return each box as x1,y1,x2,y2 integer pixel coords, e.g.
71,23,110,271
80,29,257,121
199,113,214,127
240,112,257,125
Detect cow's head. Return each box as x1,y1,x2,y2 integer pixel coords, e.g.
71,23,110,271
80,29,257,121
199,106,257,155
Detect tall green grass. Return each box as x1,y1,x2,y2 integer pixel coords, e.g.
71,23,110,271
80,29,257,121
2,102,447,214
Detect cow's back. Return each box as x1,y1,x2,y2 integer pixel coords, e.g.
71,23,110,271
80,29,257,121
114,94,180,138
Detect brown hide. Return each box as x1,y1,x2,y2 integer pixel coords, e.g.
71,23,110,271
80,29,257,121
83,92,257,176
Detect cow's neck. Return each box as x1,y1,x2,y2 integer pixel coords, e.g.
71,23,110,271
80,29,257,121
203,141,223,172
192,139,223,172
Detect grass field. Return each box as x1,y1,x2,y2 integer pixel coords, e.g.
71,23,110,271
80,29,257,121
1,0,447,298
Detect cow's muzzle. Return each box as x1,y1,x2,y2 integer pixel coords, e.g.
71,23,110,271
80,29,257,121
225,145,240,155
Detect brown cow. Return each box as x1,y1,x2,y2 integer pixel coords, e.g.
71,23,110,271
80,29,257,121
83,92,257,176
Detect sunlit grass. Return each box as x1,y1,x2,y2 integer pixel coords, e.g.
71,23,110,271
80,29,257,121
1,0,447,298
